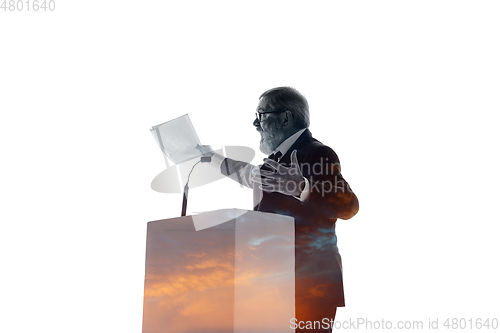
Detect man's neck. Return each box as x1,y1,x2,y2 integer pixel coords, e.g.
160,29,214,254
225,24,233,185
273,128,307,156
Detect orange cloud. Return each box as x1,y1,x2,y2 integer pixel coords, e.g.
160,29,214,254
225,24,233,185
185,251,207,258
145,265,234,299
185,259,234,271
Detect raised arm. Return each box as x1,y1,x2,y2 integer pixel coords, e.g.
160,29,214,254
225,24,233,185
210,153,257,189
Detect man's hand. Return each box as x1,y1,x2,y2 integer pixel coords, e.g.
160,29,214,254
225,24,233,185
252,150,305,197
196,144,215,157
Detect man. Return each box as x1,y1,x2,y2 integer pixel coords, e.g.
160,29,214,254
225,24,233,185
204,87,359,332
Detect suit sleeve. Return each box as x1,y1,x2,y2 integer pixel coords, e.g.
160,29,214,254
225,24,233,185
217,156,258,189
302,146,359,220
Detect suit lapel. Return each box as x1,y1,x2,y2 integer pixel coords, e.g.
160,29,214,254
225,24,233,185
279,129,313,165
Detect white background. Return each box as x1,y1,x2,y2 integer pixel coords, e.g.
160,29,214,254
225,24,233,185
1,1,499,332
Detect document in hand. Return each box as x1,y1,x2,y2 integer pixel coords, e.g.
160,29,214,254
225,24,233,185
150,114,202,164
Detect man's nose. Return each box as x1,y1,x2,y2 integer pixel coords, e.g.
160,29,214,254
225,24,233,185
253,117,260,127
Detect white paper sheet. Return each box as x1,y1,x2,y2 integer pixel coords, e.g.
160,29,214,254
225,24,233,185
150,114,202,164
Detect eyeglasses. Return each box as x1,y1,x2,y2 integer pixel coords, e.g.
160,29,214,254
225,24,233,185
255,110,287,122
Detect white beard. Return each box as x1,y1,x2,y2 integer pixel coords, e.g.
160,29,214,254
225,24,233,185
259,129,285,155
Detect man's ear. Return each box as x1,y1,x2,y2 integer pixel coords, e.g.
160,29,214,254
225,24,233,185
283,110,293,127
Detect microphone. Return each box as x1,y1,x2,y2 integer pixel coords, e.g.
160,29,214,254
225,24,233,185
181,154,211,217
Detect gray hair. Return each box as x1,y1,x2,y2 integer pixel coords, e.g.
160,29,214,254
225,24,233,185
259,86,310,129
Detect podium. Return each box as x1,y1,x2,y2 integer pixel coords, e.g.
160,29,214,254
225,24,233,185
142,209,295,333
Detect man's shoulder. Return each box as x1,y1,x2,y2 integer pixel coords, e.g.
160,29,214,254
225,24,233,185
295,130,339,163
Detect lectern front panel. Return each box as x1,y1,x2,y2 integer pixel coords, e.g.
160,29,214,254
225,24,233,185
142,210,295,333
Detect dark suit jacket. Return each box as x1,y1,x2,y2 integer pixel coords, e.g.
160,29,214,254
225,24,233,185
221,129,359,320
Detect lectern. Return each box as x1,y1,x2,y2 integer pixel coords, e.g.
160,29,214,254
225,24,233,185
142,209,295,333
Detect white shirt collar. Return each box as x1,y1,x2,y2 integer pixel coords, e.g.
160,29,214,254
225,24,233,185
272,128,307,157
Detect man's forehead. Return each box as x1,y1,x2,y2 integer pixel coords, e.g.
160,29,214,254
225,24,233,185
256,97,269,111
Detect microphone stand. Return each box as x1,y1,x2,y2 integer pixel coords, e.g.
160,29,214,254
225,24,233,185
181,155,212,217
